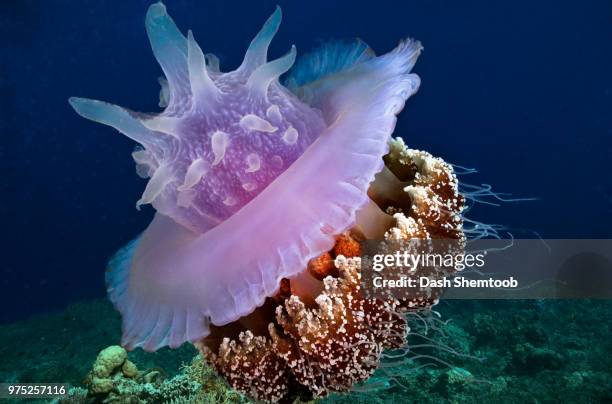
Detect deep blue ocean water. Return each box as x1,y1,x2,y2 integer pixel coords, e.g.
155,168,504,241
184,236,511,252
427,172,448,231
1,0,611,324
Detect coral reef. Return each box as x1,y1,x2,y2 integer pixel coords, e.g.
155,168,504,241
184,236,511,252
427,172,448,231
0,299,192,389
62,348,245,404
2,297,612,403
322,300,612,404
86,345,137,394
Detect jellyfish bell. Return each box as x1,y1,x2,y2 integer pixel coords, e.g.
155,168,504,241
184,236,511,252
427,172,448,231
70,2,465,401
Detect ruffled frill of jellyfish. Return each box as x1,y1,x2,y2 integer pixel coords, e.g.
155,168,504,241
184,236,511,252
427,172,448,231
269,255,407,397
199,236,407,402
205,331,289,402
365,137,466,311
367,137,466,242
198,139,465,402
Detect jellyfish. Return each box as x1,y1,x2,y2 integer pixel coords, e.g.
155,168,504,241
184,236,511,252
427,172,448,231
70,3,465,402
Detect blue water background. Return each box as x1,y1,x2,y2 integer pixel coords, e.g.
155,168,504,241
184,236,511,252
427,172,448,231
1,0,610,322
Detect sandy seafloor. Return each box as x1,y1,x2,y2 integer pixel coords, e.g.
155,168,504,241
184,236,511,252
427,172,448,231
0,299,610,403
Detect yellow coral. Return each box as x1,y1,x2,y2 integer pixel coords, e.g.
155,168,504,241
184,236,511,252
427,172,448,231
92,345,127,378
89,376,114,394
122,360,139,379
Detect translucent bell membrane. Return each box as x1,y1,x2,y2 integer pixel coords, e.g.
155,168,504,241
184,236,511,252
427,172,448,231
107,39,421,350
72,3,422,351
